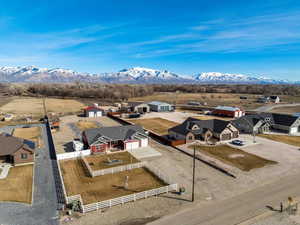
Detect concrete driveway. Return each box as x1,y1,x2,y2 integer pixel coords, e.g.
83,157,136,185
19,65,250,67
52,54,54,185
0,124,59,225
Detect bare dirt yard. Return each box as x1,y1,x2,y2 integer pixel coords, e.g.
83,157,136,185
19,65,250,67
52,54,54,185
52,115,121,153
270,105,300,114
258,134,300,147
60,159,165,204
0,97,85,119
192,115,233,121
128,118,179,135
13,126,42,147
85,152,140,170
0,165,33,203
188,144,277,171
76,120,99,131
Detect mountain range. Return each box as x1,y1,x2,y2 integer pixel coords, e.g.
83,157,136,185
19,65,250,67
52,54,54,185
0,66,298,84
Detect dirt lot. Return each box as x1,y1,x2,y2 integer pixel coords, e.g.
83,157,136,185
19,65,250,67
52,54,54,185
0,97,85,119
258,134,300,147
85,152,139,170
0,165,33,203
52,115,121,153
192,115,233,121
60,159,165,204
270,105,300,114
189,144,277,171
76,121,99,131
13,126,42,147
128,118,179,135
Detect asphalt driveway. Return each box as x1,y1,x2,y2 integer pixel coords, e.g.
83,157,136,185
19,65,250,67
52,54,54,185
0,124,59,225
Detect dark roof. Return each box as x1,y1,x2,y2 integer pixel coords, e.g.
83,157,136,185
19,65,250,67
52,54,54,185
128,102,148,107
270,96,279,99
0,133,34,156
169,117,232,136
232,113,299,132
83,125,146,145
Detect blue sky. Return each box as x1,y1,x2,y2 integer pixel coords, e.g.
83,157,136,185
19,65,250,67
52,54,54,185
1,0,300,80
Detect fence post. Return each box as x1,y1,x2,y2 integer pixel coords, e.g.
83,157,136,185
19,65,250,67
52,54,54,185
166,186,169,193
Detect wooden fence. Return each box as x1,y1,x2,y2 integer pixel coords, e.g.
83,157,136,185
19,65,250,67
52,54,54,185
57,150,91,160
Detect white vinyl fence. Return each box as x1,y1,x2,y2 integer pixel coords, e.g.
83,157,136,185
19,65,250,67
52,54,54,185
63,163,178,214
82,183,178,213
57,149,91,160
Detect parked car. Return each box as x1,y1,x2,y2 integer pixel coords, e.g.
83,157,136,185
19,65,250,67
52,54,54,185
231,140,244,146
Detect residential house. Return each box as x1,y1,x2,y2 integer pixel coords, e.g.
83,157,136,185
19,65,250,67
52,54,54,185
269,96,280,103
0,133,35,165
148,101,173,112
212,106,245,118
82,125,148,154
232,113,300,135
168,117,239,143
84,104,104,117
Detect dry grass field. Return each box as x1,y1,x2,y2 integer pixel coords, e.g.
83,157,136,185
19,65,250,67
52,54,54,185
85,152,140,170
13,127,42,147
129,93,263,110
0,165,33,203
60,159,165,204
270,105,300,114
0,97,85,118
189,144,277,171
258,134,300,147
128,118,179,135
76,120,99,131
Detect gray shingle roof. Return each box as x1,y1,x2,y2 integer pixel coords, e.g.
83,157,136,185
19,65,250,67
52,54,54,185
0,133,34,156
83,125,146,145
169,117,232,136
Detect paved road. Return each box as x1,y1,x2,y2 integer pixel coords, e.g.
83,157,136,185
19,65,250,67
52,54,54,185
0,124,59,225
148,172,300,225
254,103,300,112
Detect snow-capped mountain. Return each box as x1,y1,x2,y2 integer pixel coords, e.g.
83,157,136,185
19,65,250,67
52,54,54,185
195,72,292,84
0,65,298,84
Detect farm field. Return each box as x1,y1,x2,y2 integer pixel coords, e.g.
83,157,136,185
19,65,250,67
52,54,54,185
0,165,33,203
60,159,165,204
270,105,300,114
85,152,140,170
13,126,42,147
128,118,179,135
258,134,300,147
129,93,263,110
76,120,99,131
0,97,85,119
189,144,277,171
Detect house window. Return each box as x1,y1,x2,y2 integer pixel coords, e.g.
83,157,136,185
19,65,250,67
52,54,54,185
188,135,193,140
21,153,28,159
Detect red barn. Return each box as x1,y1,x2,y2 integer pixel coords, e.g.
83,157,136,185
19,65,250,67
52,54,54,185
213,106,245,118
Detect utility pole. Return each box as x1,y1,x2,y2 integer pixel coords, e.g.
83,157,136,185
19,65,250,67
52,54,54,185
192,146,196,202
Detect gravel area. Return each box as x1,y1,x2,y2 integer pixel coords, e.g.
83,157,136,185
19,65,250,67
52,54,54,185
250,212,300,225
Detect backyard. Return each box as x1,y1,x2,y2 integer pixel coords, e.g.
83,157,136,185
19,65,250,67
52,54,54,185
76,120,99,131
270,105,300,114
13,126,42,147
189,144,277,171
128,118,179,135
60,159,165,204
85,151,140,170
258,134,300,147
0,165,33,203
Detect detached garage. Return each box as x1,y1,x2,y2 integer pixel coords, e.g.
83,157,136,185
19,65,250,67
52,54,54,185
84,106,103,118
148,101,173,112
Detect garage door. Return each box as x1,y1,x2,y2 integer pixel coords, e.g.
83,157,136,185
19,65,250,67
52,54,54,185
140,138,148,147
88,111,95,117
96,111,102,117
125,141,139,150
221,133,231,140
290,127,298,134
